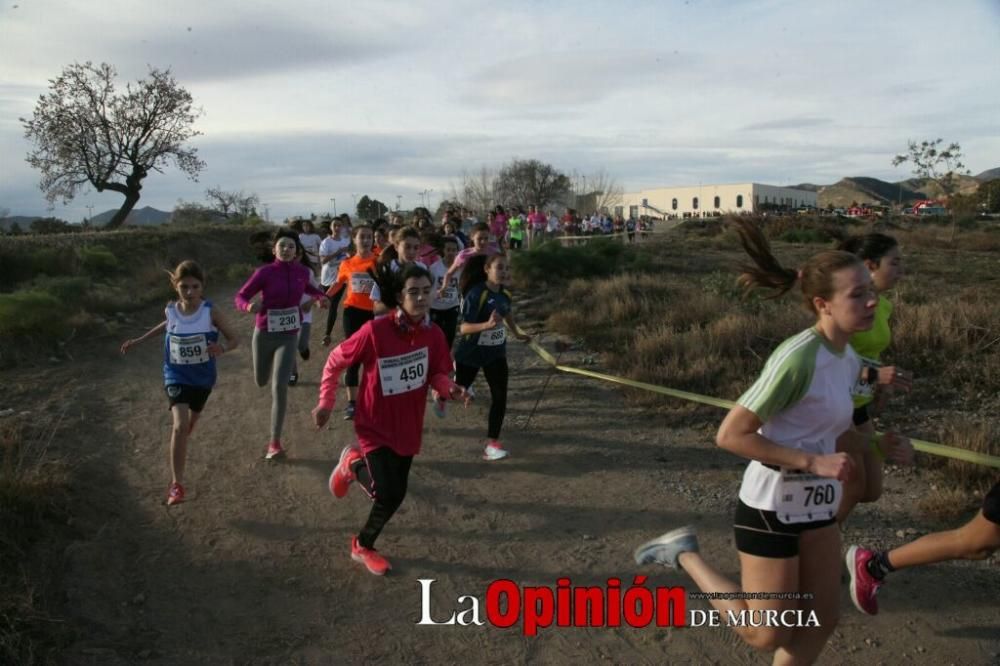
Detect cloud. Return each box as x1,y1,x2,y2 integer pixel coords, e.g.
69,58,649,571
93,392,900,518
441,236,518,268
742,117,834,131
461,49,698,108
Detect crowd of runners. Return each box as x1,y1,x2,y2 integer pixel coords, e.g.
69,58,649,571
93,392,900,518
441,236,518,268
120,207,998,664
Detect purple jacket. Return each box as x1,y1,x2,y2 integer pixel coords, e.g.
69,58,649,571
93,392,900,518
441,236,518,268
235,260,326,331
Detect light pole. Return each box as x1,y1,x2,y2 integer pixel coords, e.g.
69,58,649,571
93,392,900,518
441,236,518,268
263,204,270,222
86,204,94,223
330,198,337,216
351,193,357,218
419,188,433,210
396,195,402,211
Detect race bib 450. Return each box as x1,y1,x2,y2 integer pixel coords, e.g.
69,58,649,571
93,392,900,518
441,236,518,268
378,347,429,396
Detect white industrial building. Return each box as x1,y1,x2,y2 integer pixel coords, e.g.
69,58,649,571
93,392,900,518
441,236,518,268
617,183,818,219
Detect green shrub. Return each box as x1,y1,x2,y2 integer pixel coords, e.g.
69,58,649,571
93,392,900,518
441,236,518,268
28,248,71,277
30,276,91,305
78,245,119,277
0,290,66,339
511,238,652,284
779,228,830,244
0,251,33,290
226,262,256,283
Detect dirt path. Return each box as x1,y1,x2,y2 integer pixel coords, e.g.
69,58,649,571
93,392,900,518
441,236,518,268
17,290,1000,664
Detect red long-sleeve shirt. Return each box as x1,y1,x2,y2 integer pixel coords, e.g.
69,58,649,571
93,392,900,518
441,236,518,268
317,309,456,456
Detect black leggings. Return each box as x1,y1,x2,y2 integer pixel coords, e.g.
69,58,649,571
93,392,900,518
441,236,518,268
323,284,345,337
455,357,508,440
430,306,459,349
342,306,373,387
354,447,413,549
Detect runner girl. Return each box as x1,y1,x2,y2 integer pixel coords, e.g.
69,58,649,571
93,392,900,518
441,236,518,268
846,479,1000,615
298,219,322,277
121,261,239,504
507,208,525,250
442,215,468,249
373,224,392,257
371,226,425,316
325,224,378,419
837,233,914,521
453,254,531,460
634,219,910,664
320,219,352,347
235,230,328,459
429,234,462,418
489,205,509,251
438,222,500,294
312,264,471,575
429,235,462,348
290,245,320,386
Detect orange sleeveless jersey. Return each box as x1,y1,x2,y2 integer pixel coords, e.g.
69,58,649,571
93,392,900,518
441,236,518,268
329,254,378,311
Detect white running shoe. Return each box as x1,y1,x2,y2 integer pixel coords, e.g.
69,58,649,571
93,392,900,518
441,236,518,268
634,526,699,569
483,442,509,461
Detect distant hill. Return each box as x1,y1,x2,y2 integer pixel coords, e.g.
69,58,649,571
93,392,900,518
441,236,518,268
792,183,822,192
91,206,171,226
816,174,983,208
818,177,926,208
975,167,1000,182
0,215,41,231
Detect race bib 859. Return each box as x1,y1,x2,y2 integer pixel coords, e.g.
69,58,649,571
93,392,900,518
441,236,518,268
169,334,209,365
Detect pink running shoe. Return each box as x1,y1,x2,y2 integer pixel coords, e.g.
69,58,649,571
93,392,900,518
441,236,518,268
351,536,391,575
846,545,882,615
329,445,363,498
265,440,286,461
166,482,185,506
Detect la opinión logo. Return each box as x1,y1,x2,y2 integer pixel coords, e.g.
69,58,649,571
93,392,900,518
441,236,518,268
416,577,686,636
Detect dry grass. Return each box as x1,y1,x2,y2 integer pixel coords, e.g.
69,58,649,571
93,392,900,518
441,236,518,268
0,415,71,664
522,219,1000,493
0,224,259,366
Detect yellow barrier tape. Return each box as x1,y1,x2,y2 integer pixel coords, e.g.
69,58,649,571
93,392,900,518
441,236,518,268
520,333,1000,469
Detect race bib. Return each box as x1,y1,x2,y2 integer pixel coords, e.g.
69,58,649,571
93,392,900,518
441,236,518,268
776,470,842,524
169,334,209,365
478,326,506,347
851,356,881,398
378,348,429,396
350,273,375,295
267,307,300,333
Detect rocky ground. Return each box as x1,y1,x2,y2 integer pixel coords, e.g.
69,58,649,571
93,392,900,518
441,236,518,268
4,289,999,664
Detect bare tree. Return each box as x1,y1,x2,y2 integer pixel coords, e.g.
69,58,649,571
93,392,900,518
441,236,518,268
457,166,497,217
205,187,259,218
493,158,571,212
21,62,205,228
570,169,624,215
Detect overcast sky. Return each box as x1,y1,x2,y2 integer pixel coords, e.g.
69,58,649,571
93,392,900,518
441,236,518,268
1,0,998,221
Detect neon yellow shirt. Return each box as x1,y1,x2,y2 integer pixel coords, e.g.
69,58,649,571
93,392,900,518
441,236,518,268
848,295,893,407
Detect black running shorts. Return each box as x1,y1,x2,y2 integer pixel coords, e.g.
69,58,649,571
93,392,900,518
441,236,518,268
733,499,836,559
164,384,212,413
983,481,1000,526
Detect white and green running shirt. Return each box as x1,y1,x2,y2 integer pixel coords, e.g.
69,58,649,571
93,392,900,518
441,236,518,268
737,328,860,511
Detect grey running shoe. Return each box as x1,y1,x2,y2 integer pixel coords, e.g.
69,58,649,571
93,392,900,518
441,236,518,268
634,526,699,569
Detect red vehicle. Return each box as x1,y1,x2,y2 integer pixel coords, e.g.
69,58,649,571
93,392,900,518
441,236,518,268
909,199,948,216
